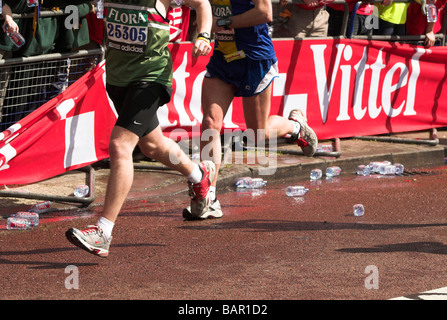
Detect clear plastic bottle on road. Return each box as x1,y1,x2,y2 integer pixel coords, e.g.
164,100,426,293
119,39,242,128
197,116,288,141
394,163,404,175
235,177,267,189
353,204,365,217
286,186,309,197
74,185,89,197
7,217,31,230
379,165,397,175
369,161,391,173
356,165,371,176
235,177,251,188
28,201,51,214
11,212,39,227
326,166,341,177
310,169,322,180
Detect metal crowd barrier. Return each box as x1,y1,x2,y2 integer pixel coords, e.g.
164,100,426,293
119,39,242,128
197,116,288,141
0,48,104,206
0,48,104,132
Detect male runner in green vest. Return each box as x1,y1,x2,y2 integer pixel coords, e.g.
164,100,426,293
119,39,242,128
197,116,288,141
66,0,213,257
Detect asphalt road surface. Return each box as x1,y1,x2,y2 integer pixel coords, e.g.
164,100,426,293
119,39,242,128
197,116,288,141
1,165,447,305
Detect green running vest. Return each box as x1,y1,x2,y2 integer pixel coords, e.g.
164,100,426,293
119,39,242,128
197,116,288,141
104,0,173,87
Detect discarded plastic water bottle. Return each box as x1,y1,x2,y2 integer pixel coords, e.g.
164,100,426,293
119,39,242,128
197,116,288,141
369,161,391,173
235,177,252,188
356,165,371,176
353,204,364,217
96,0,104,19
286,186,309,197
310,169,323,180
12,212,39,227
6,217,31,230
74,185,89,198
0,1,2,15
379,164,396,175
235,177,267,189
28,201,51,214
247,178,267,188
394,163,404,175
326,166,341,177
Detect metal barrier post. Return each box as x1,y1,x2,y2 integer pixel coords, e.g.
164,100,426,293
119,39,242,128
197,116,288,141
0,165,95,207
353,131,440,146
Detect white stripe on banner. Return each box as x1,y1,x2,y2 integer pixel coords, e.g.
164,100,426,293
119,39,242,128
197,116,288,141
64,112,97,168
390,286,447,300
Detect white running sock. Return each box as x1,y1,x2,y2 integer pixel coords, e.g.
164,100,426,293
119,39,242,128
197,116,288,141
290,120,301,138
97,216,114,240
187,164,203,184
209,186,216,201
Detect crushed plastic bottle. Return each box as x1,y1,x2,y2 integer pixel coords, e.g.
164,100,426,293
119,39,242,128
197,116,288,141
28,201,51,214
7,217,31,230
353,204,364,217
235,177,267,189
326,166,341,177
310,169,322,180
286,186,309,197
356,165,371,176
11,212,39,227
74,185,89,198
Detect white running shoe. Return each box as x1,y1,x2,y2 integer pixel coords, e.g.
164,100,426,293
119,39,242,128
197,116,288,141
65,225,111,258
183,198,223,220
188,160,216,218
288,109,318,157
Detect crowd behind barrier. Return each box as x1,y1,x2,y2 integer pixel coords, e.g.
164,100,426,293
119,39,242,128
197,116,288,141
273,0,447,45
0,0,446,132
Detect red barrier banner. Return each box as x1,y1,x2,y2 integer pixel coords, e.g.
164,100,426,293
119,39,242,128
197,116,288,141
0,61,117,185
165,38,447,140
1,38,447,185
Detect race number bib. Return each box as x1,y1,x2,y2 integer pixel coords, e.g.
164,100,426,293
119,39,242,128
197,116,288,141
106,7,149,54
212,0,245,62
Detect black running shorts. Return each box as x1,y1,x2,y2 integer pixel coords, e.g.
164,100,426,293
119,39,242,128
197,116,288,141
106,81,172,138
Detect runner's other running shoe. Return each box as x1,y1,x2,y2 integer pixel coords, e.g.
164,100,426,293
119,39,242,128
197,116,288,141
188,160,216,219
288,109,318,157
65,225,111,258
183,198,223,220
